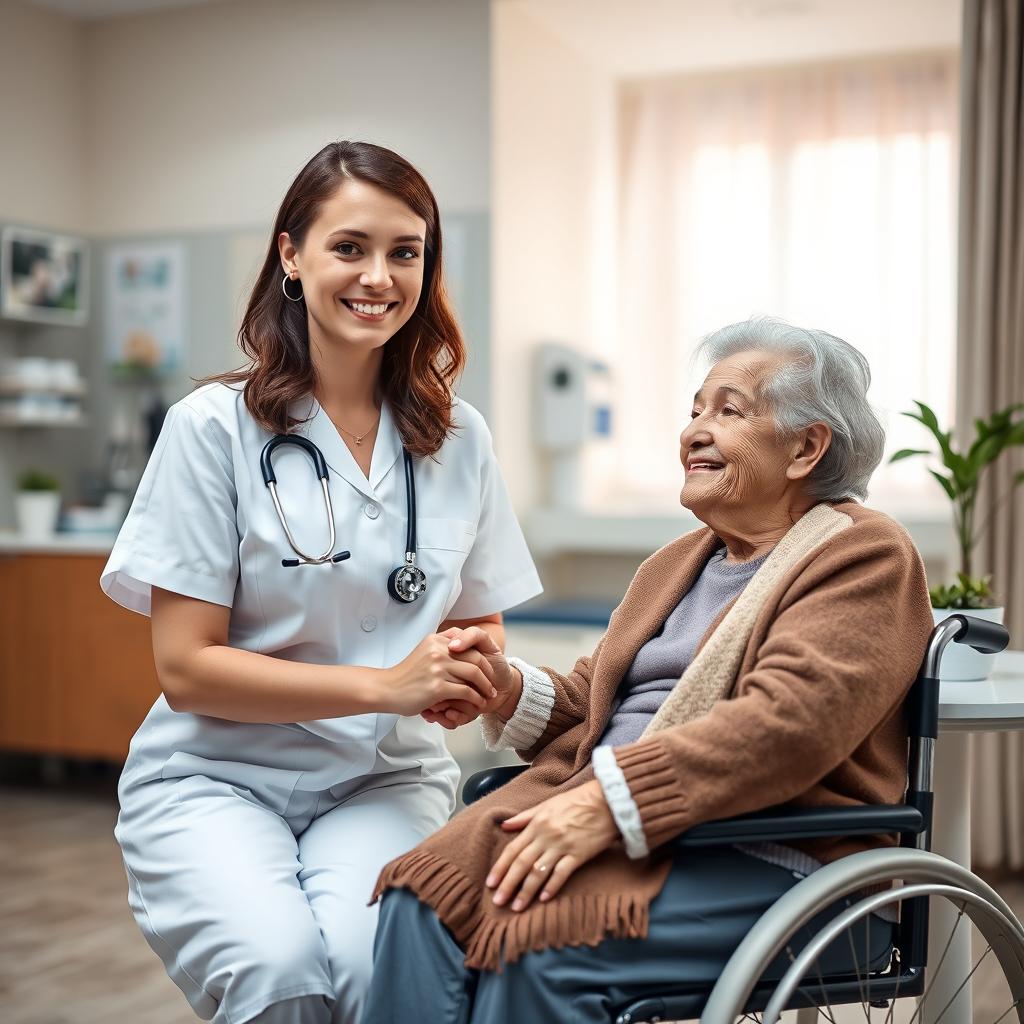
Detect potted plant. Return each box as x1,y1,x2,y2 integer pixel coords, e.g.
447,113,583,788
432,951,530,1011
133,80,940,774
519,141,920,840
15,469,62,541
890,401,1024,681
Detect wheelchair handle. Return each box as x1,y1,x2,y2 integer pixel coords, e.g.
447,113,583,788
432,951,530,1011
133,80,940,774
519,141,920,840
924,613,1009,678
946,613,1009,654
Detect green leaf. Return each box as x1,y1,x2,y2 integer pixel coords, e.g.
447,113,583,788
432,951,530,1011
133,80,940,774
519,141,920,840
968,434,1006,471
928,469,957,500
944,444,972,488
902,407,944,445
17,469,60,491
903,403,965,478
913,400,941,433
889,448,930,463
930,574,994,610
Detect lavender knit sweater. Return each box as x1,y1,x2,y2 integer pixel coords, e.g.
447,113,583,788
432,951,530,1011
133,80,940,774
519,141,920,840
599,547,767,748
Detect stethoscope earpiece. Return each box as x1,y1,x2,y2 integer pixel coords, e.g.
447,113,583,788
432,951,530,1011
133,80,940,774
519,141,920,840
261,435,424,604
281,551,350,569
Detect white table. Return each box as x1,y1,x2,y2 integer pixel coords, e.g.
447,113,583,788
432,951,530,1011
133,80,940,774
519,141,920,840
927,649,1024,1024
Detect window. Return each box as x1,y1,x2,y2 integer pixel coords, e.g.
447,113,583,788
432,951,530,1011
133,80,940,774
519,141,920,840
605,54,958,509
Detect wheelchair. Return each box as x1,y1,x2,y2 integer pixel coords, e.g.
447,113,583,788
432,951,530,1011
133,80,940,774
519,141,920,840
462,613,1024,1024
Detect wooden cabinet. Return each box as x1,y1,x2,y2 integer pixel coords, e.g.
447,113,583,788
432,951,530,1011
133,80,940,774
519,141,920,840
0,554,160,761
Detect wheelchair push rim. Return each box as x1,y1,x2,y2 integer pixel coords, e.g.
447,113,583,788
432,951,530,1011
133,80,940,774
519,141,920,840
761,883,1024,1024
699,849,1024,1024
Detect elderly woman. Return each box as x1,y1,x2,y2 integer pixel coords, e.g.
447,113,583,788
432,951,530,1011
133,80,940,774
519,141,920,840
360,318,933,1024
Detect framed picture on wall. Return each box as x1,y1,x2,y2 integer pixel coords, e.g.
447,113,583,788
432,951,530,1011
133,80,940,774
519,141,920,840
106,243,186,373
0,226,90,326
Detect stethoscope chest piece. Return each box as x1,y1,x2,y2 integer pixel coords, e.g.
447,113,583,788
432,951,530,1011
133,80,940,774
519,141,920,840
388,556,427,603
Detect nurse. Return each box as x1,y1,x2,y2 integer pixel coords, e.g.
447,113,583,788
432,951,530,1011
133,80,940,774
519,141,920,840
102,140,541,1024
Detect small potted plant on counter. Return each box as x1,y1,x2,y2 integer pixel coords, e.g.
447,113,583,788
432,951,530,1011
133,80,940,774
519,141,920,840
890,400,1023,681
15,469,62,541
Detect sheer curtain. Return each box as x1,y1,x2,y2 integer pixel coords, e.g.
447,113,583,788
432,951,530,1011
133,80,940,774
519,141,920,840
608,54,959,509
957,0,1024,871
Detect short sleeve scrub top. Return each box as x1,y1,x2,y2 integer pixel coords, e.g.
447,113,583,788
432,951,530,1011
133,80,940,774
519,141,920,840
101,382,542,1024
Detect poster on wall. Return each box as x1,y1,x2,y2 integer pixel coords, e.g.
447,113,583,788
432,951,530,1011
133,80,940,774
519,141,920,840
106,243,186,372
1,226,89,326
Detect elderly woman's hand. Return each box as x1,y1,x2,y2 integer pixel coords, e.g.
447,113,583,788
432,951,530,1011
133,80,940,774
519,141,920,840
421,626,522,730
486,781,619,912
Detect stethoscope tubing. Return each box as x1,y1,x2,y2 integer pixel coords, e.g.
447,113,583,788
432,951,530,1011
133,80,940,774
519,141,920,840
402,448,416,556
259,434,418,587
261,433,351,567
267,477,348,567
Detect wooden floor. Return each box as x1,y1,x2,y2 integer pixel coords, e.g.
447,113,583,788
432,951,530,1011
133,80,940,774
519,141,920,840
1,764,193,1024
1,760,1020,1024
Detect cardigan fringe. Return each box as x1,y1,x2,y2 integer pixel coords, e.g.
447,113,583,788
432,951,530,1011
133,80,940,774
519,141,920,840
371,850,655,971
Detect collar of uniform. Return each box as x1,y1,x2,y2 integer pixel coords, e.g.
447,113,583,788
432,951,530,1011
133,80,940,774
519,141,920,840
291,396,402,500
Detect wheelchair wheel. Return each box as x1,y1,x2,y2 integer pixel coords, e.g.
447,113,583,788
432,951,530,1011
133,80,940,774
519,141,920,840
701,849,1024,1024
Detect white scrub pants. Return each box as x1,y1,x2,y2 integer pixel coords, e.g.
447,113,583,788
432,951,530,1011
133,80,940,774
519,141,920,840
117,766,451,1024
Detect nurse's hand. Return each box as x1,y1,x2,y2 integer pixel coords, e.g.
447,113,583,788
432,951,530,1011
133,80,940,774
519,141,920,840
382,634,498,717
422,627,521,729
486,781,619,912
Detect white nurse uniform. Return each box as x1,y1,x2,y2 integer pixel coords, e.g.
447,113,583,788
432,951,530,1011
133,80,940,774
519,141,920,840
101,382,541,1024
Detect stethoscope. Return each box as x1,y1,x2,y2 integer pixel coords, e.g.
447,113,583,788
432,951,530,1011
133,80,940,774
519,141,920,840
259,434,427,604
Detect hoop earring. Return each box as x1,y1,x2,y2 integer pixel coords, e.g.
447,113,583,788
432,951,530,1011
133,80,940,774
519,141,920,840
282,273,304,302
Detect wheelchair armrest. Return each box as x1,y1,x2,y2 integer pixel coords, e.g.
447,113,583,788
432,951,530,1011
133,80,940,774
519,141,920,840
672,804,924,848
464,769,924,851
462,765,529,805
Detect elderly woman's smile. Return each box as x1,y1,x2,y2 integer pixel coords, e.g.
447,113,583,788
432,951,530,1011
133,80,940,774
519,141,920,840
677,348,830,562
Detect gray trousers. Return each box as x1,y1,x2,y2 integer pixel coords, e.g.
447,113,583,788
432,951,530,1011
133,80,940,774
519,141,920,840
360,848,893,1024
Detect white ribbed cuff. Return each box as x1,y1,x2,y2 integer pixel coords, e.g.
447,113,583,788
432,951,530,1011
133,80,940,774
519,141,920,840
480,657,555,752
592,745,649,859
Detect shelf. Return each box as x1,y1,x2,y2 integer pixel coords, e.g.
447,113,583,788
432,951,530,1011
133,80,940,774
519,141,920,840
526,507,700,557
0,531,116,556
0,382,86,397
0,414,87,428
525,504,955,562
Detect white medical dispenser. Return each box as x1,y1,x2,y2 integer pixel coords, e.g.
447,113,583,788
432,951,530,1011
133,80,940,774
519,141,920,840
532,342,612,509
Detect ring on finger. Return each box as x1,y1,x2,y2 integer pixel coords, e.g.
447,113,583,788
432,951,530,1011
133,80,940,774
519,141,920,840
535,862,549,873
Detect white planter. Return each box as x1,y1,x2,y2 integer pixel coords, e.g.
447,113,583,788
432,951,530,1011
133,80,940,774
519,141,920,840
931,606,1005,682
15,490,61,540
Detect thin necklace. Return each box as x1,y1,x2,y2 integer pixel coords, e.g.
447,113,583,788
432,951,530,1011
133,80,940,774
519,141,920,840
334,410,381,446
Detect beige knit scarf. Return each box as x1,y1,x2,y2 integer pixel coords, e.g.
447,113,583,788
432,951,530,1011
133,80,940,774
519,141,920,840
643,503,853,736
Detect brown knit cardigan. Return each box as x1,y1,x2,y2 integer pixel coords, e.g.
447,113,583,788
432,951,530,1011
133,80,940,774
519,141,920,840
373,502,933,970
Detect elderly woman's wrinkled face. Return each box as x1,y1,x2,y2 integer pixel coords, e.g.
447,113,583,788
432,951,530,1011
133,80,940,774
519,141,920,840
679,350,796,514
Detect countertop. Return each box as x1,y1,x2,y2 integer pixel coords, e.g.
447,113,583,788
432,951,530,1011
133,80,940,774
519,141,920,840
0,531,117,556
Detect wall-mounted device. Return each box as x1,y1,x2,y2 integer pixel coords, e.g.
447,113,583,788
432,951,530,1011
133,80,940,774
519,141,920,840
532,342,612,509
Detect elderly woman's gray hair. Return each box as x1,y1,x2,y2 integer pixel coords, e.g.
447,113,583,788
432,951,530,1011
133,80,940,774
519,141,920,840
695,317,886,503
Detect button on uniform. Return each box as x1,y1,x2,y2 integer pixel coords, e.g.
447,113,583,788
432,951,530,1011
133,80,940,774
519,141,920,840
360,616,378,633
364,503,380,520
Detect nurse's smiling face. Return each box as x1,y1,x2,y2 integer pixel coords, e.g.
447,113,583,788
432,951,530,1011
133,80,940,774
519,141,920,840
279,178,427,351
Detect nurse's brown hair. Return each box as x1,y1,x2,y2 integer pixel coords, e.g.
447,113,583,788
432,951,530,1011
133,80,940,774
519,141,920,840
205,141,465,457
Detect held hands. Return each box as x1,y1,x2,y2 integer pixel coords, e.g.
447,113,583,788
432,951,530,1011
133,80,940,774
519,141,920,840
420,627,522,730
382,632,498,717
486,781,619,912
